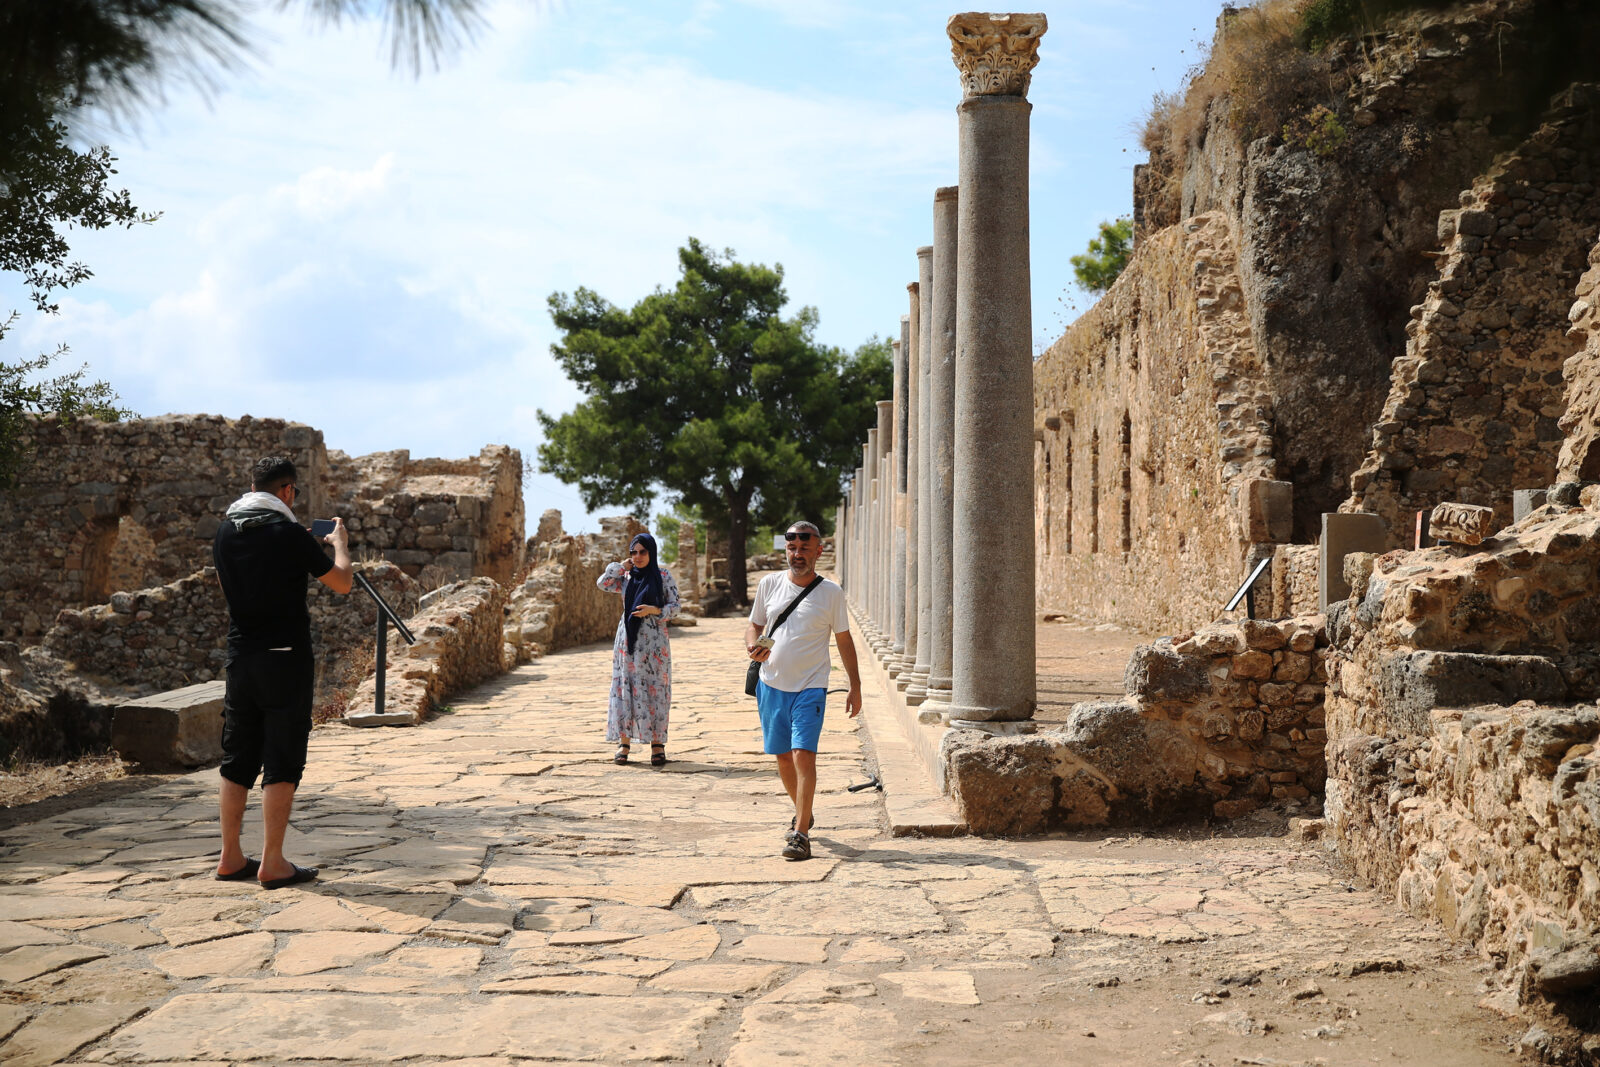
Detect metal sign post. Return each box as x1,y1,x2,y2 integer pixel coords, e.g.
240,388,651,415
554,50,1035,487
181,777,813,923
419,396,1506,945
353,571,417,718
1224,556,1274,621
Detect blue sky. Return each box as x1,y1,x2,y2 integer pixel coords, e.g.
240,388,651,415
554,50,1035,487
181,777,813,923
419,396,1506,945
5,0,1226,533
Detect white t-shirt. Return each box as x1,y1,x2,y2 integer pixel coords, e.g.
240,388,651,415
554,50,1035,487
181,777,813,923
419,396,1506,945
748,572,850,693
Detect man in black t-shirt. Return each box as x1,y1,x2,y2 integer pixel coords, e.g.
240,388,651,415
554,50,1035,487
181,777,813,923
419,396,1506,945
212,456,352,889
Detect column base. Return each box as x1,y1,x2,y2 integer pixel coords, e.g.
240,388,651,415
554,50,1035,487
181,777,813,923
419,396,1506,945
949,718,1037,736
942,701,1036,724
902,670,931,705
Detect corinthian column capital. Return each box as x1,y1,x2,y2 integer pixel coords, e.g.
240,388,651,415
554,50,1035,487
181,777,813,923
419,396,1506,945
947,12,1047,99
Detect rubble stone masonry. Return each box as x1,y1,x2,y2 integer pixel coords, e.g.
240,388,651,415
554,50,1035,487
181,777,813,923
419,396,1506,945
944,615,1328,835
1324,504,1600,1000
1345,87,1600,545
0,414,522,644
1033,212,1284,633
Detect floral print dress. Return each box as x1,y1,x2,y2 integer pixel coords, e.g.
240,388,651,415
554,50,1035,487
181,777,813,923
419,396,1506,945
597,562,681,744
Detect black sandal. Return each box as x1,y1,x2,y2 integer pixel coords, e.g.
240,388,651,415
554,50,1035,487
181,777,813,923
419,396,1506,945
613,744,630,765
650,745,666,767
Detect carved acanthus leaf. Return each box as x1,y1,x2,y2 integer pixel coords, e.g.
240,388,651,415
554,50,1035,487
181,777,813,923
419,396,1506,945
947,12,1047,99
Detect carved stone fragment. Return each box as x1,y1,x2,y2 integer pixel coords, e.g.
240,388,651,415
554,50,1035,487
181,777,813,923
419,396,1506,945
1429,501,1495,545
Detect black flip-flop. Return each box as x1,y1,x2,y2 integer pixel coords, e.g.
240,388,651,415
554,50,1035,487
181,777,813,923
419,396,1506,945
259,863,318,890
214,858,260,882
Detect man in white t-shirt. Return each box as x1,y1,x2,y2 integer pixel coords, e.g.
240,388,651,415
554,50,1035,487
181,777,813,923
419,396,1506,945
746,520,862,861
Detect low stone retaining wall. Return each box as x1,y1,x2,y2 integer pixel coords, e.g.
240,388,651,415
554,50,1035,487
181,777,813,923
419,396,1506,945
346,577,508,726
1324,502,1600,1015
944,615,1328,834
504,514,645,662
38,562,418,711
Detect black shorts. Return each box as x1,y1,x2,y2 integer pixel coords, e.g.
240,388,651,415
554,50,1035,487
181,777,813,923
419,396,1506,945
220,647,314,788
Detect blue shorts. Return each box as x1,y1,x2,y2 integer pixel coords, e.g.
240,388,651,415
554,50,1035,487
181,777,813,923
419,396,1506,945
756,681,826,754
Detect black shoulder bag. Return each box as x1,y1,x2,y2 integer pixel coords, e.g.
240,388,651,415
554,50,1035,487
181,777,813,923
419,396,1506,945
745,576,824,697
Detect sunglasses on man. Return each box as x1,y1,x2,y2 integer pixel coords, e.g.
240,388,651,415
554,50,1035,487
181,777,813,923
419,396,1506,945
783,531,815,543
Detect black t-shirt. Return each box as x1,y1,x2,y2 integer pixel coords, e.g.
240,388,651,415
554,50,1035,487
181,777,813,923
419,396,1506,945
213,518,335,660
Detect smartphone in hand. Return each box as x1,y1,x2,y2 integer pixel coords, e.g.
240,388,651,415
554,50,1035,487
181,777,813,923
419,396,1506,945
310,519,336,540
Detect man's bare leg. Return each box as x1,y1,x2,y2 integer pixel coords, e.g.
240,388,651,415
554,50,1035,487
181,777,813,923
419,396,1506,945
217,778,249,876
776,752,799,813
257,782,298,882
791,749,817,835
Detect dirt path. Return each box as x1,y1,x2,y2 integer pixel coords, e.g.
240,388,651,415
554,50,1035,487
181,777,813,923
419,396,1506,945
0,615,1518,1065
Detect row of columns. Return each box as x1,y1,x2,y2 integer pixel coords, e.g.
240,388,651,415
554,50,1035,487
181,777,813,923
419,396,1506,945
835,13,1045,726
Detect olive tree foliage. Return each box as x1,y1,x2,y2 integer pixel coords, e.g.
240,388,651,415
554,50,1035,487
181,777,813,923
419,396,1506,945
538,239,891,603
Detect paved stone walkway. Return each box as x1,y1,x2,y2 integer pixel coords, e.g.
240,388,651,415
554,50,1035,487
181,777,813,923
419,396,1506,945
0,616,1517,1065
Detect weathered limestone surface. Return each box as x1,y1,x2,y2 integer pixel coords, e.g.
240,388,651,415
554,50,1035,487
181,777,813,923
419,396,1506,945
0,415,521,645
945,616,1328,833
1034,213,1279,633
0,615,1521,1066
503,514,645,663
1323,504,1600,1011
39,563,418,703
346,577,509,725
110,681,226,770
1345,88,1600,544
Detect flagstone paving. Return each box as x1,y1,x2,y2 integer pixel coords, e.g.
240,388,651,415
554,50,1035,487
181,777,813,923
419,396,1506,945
0,615,1522,1064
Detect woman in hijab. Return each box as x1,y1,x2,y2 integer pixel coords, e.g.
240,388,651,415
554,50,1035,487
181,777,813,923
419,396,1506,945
596,532,681,765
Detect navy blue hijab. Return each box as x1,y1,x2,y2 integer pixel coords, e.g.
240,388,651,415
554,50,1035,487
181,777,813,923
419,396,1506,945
623,532,664,655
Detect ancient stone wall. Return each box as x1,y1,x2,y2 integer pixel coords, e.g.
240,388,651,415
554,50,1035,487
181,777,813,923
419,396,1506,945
1160,0,1600,539
345,577,508,724
1556,234,1600,483
38,562,418,708
1269,543,1319,619
943,615,1328,835
1033,212,1285,633
0,414,329,643
1323,504,1600,1003
325,444,524,587
503,514,645,662
0,415,521,644
1345,88,1600,545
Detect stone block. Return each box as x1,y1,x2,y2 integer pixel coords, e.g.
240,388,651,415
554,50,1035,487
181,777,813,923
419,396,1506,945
1122,644,1209,701
1428,501,1495,545
1319,512,1386,610
1245,479,1294,543
1513,489,1549,523
1376,651,1567,735
112,681,227,769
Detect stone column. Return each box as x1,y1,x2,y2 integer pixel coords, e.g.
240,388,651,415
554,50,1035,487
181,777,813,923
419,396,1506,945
862,432,881,642
905,244,936,702
851,459,868,610
896,282,922,686
876,408,894,660
922,186,959,712
889,324,910,674
945,12,1045,724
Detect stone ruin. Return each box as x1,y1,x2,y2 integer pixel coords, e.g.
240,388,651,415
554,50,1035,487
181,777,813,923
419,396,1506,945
0,412,522,761
834,1,1600,1040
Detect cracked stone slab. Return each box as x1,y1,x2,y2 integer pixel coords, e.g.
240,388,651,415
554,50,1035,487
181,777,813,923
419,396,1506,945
480,974,639,995
701,883,945,936
878,969,981,1005
622,924,721,961
101,992,725,1061
0,945,108,984
648,963,785,993
152,932,275,979
0,922,69,952
0,1001,145,1067
275,932,407,975
368,946,483,978
756,969,879,1004
731,934,831,964
725,1003,901,1067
